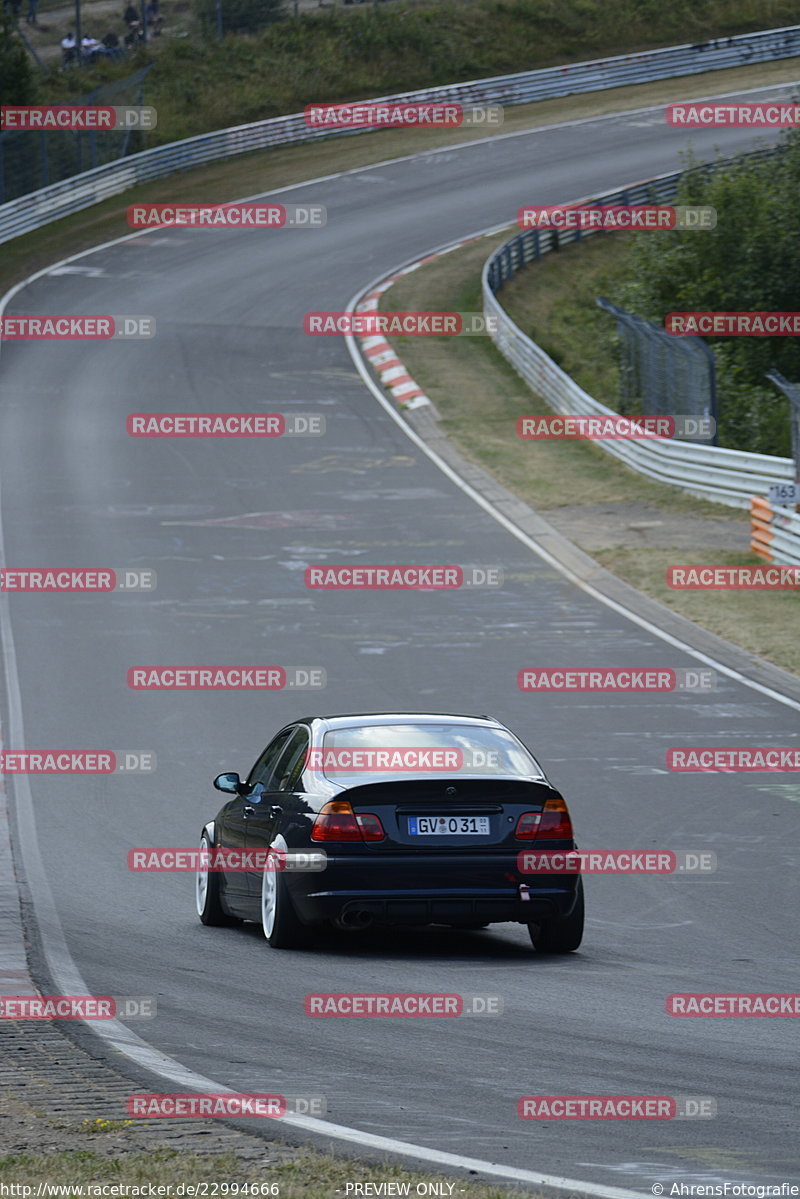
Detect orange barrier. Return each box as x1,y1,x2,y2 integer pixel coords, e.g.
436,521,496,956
750,495,775,561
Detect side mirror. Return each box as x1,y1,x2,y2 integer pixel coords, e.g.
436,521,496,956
214,772,241,794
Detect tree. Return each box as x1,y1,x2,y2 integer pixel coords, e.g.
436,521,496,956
0,14,37,105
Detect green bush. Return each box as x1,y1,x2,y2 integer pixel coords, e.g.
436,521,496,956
611,134,800,456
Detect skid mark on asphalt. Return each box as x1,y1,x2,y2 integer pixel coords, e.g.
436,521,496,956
577,1159,738,1185
746,782,800,803
162,511,356,529
338,488,449,501
46,264,107,277
291,454,417,474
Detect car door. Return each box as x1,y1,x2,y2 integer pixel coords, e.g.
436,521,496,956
245,725,310,894
239,727,298,900
214,788,253,911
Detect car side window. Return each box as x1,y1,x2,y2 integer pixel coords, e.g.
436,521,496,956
268,726,310,792
247,730,294,790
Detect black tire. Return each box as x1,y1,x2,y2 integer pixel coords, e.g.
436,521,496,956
529,879,584,954
196,833,235,926
261,856,310,949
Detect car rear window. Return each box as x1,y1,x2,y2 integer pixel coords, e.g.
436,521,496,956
315,723,544,782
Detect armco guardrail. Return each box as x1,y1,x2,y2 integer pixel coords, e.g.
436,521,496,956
3,23,800,244
482,157,795,511
751,496,800,565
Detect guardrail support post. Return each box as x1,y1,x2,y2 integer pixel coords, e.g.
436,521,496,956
765,370,800,512
39,132,49,189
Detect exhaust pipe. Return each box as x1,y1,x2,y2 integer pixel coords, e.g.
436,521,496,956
336,908,374,929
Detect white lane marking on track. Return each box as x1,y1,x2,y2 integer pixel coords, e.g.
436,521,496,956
1,83,798,1199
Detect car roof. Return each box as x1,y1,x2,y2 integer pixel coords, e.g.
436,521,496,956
301,712,503,731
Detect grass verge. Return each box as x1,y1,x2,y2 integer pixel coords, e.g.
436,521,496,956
0,1096,535,1199
0,1149,534,1199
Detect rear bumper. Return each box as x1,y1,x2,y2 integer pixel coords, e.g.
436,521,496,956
287,851,579,926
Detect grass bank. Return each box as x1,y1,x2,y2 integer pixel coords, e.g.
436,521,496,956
33,0,800,144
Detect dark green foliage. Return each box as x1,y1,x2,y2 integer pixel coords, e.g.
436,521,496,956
612,137,800,455
194,0,285,36
0,15,37,105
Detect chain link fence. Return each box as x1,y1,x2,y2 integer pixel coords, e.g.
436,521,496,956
0,64,152,203
596,297,718,446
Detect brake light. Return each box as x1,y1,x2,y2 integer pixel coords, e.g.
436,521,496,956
535,796,574,840
311,801,385,843
514,811,542,839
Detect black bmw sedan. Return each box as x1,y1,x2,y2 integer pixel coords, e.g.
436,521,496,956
196,712,584,953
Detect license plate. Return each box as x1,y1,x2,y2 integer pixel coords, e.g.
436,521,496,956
408,815,490,836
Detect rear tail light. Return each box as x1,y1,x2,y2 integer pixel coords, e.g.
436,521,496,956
535,796,574,840
514,811,542,839
311,800,385,843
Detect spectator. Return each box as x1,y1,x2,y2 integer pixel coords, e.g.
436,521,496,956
61,30,76,65
145,0,163,34
102,27,121,57
25,0,37,24
124,2,139,26
82,32,104,59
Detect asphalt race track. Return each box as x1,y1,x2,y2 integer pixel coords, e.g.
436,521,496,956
2,89,799,1195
